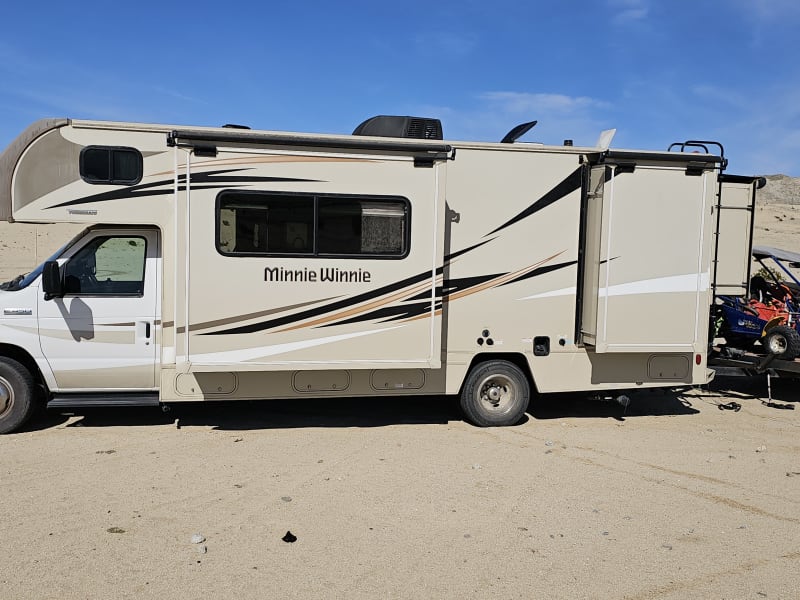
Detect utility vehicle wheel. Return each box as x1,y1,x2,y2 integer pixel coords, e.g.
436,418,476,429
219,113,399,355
762,325,800,360
0,357,37,435
460,360,530,427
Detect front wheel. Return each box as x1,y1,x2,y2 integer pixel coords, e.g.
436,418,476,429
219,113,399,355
0,357,37,435
762,325,800,360
460,360,530,427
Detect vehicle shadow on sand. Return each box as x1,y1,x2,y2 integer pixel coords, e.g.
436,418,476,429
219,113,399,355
56,396,461,431
17,410,73,433
702,374,800,407
41,387,709,432
530,388,699,421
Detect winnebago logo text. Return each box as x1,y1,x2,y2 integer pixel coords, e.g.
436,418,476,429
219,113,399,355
264,266,372,283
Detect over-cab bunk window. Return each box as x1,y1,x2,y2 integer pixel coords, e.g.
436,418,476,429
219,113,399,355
79,146,143,185
216,191,409,258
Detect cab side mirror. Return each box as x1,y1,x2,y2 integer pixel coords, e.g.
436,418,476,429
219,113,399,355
42,261,63,300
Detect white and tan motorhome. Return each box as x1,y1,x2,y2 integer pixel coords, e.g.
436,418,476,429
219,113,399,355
0,116,761,433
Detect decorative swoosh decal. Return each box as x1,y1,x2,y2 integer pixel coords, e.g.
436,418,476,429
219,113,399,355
202,251,575,335
162,296,342,333
486,164,626,238
487,166,583,236
498,259,578,286
48,168,321,209
204,268,441,335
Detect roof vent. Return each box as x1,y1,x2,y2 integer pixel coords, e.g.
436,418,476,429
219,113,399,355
353,116,443,140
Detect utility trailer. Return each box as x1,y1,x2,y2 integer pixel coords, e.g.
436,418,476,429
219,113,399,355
0,116,760,433
708,349,800,408
709,350,800,378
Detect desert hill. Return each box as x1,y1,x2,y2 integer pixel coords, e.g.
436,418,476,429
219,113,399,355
758,174,800,204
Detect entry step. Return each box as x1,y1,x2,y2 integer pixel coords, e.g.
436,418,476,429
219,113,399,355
48,393,160,408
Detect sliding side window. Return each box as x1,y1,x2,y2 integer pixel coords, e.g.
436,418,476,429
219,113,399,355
219,194,314,254
318,198,406,256
79,146,143,185
218,192,408,258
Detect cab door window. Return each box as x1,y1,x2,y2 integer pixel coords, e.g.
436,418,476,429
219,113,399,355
63,236,146,296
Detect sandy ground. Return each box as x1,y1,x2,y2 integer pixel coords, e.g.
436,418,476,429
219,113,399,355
0,222,83,282
1,204,799,599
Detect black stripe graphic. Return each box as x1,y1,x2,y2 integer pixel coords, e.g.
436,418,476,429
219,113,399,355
204,267,444,335
327,276,511,327
498,260,577,286
487,166,583,236
48,168,321,209
203,245,508,335
202,254,576,336
326,301,438,327
444,239,494,262
321,260,575,328
404,274,502,302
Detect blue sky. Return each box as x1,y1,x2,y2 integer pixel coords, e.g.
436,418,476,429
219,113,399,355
1,0,799,176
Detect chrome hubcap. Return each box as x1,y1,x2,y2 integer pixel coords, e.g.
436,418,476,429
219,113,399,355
768,335,787,353
0,376,13,417
477,374,515,412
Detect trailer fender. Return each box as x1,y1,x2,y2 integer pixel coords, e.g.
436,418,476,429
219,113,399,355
761,316,786,337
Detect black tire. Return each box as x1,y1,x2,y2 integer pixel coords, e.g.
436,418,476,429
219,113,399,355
762,325,800,360
0,357,37,434
460,360,530,427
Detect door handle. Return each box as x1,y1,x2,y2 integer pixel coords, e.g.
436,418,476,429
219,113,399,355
138,321,152,345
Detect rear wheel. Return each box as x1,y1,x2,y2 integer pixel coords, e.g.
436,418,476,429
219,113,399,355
762,325,800,360
460,360,530,427
0,357,37,434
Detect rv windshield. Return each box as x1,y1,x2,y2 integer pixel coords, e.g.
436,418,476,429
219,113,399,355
0,228,88,292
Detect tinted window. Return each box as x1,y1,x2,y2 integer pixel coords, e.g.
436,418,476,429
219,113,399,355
318,198,406,255
219,194,314,254
80,146,143,185
218,193,408,258
81,148,110,181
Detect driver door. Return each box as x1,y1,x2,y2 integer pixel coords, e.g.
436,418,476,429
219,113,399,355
37,229,159,390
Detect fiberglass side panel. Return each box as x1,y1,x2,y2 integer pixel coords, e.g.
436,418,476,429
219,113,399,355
181,149,445,371
442,148,585,361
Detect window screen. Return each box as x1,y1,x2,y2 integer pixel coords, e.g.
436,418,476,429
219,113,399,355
218,193,408,258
